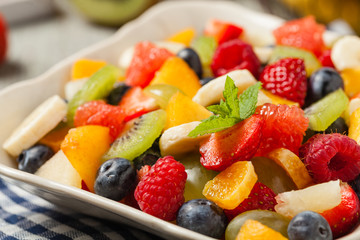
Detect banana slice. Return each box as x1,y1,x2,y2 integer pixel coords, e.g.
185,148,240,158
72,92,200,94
160,121,209,157
331,36,360,71
192,69,257,106
3,95,67,157
254,46,273,64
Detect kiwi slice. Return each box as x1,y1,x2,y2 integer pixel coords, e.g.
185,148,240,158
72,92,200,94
102,109,166,162
67,65,120,126
304,88,349,131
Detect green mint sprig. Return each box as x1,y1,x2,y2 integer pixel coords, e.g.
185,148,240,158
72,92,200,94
188,76,262,137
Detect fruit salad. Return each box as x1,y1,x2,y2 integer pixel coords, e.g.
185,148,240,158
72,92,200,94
3,16,360,240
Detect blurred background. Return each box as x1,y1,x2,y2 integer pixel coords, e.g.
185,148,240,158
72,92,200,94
0,0,358,89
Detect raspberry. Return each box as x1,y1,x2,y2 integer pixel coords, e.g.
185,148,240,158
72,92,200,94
255,103,308,156
260,58,307,106
210,38,260,78
134,156,187,221
224,182,276,221
299,133,360,183
74,100,125,141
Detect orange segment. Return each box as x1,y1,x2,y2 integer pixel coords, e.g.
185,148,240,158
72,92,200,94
261,89,299,107
39,126,70,152
150,57,201,98
71,59,107,80
266,148,313,189
236,219,288,240
349,107,360,144
167,28,196,46
61,125,111,192
165,92,212,130
203,161,257,210
341,68,360,98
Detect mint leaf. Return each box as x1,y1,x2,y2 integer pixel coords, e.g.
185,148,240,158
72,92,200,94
239,82,262,120
188,116,238,137
223,76,240,118
207,99,230,117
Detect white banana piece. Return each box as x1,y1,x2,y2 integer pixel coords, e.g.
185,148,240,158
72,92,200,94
254,46,273,64
192,69,257,107
160,121,208,157
331,35,360,71
3,95,67,157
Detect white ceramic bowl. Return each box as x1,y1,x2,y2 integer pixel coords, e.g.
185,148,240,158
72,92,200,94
0,1,357,239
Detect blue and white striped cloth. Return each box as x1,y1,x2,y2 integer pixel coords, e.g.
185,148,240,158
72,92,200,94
0,177,162,240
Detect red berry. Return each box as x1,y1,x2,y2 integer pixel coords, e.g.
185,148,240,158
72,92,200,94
200,114,264,171
321,182,360,238
0,14,7,63
299,133,360,183
273,16,326,56
125,41,174,88
210,39,261,78
318,49,335,68
134,156,187,221
204,19,244,44
74,100,125,141
260,58,307,106
255,103,308,156
224,182,276,221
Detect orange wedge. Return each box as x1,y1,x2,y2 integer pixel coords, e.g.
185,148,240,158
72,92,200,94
167,27,196,46
236,219,288,240
71,59,107,80
349,107,360,144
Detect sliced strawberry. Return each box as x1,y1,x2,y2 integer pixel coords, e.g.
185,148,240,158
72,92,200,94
125,41,174,88
118,86,158,122
321,182,360,238
199,114,264,171
224,182,276,221
204,19,244,44
318,49,335,68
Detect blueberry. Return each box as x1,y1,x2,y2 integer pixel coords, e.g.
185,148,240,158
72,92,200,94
106,82,131,105
287,211,332,240
17,144,54,173
177,48,203,79
94,158,136,201
200,77,215,86
176,199,227,238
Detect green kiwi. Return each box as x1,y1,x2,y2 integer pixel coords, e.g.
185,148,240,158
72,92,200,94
102,109,166,162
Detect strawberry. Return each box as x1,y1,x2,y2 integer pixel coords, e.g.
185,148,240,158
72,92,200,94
199,114,264,171
224,182,276,221
204,19,244,44
260,58,307,106
318,49,335,68
321,182,360,238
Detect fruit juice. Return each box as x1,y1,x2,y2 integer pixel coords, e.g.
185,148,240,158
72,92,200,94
3,16,360,240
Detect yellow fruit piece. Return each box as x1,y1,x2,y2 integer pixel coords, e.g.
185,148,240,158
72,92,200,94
167,28,196,46
341,68,360,98
39,125,70,152
165,92,212,130
261,89,299,107
349,107,360,144
266,148,313,189
236,219,288,240
71,59,107,80
150,57,201,98
203,161,258,210
61,125,111,192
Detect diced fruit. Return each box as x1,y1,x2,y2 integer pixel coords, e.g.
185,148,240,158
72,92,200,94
150,56,201,98
304,88,349,131
165,92,212,130
260,58,307,106
255,103,308,156
266,148,313,189
274,180,342,218
102,109,166,162
236,219,288,240
269,45,322,76
191,36,217,73
299,133,360,183
344,98,360,125
106,82,131,105
225,210,290,240
39,125,70,152
261,90,299,107
125,41,174,88
200,115,264,171
134,156,187,221
35,150,82,188
177,199,227,238
320,182,360,238
211,39,261,78
287,211,332,240
71,59,107,80
349,107,360,144
318,49,335,68
61,125,111,192
67,65,120,126
204,19,243,44
143,83,183,109
202,161,258,210
167,27,196,46
340,67,360,98
177,48,203,78
17,144,54,173
224,182,276,221
273,16,326,56
64,78,88,101
331,36,360,71
118,86,158,122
